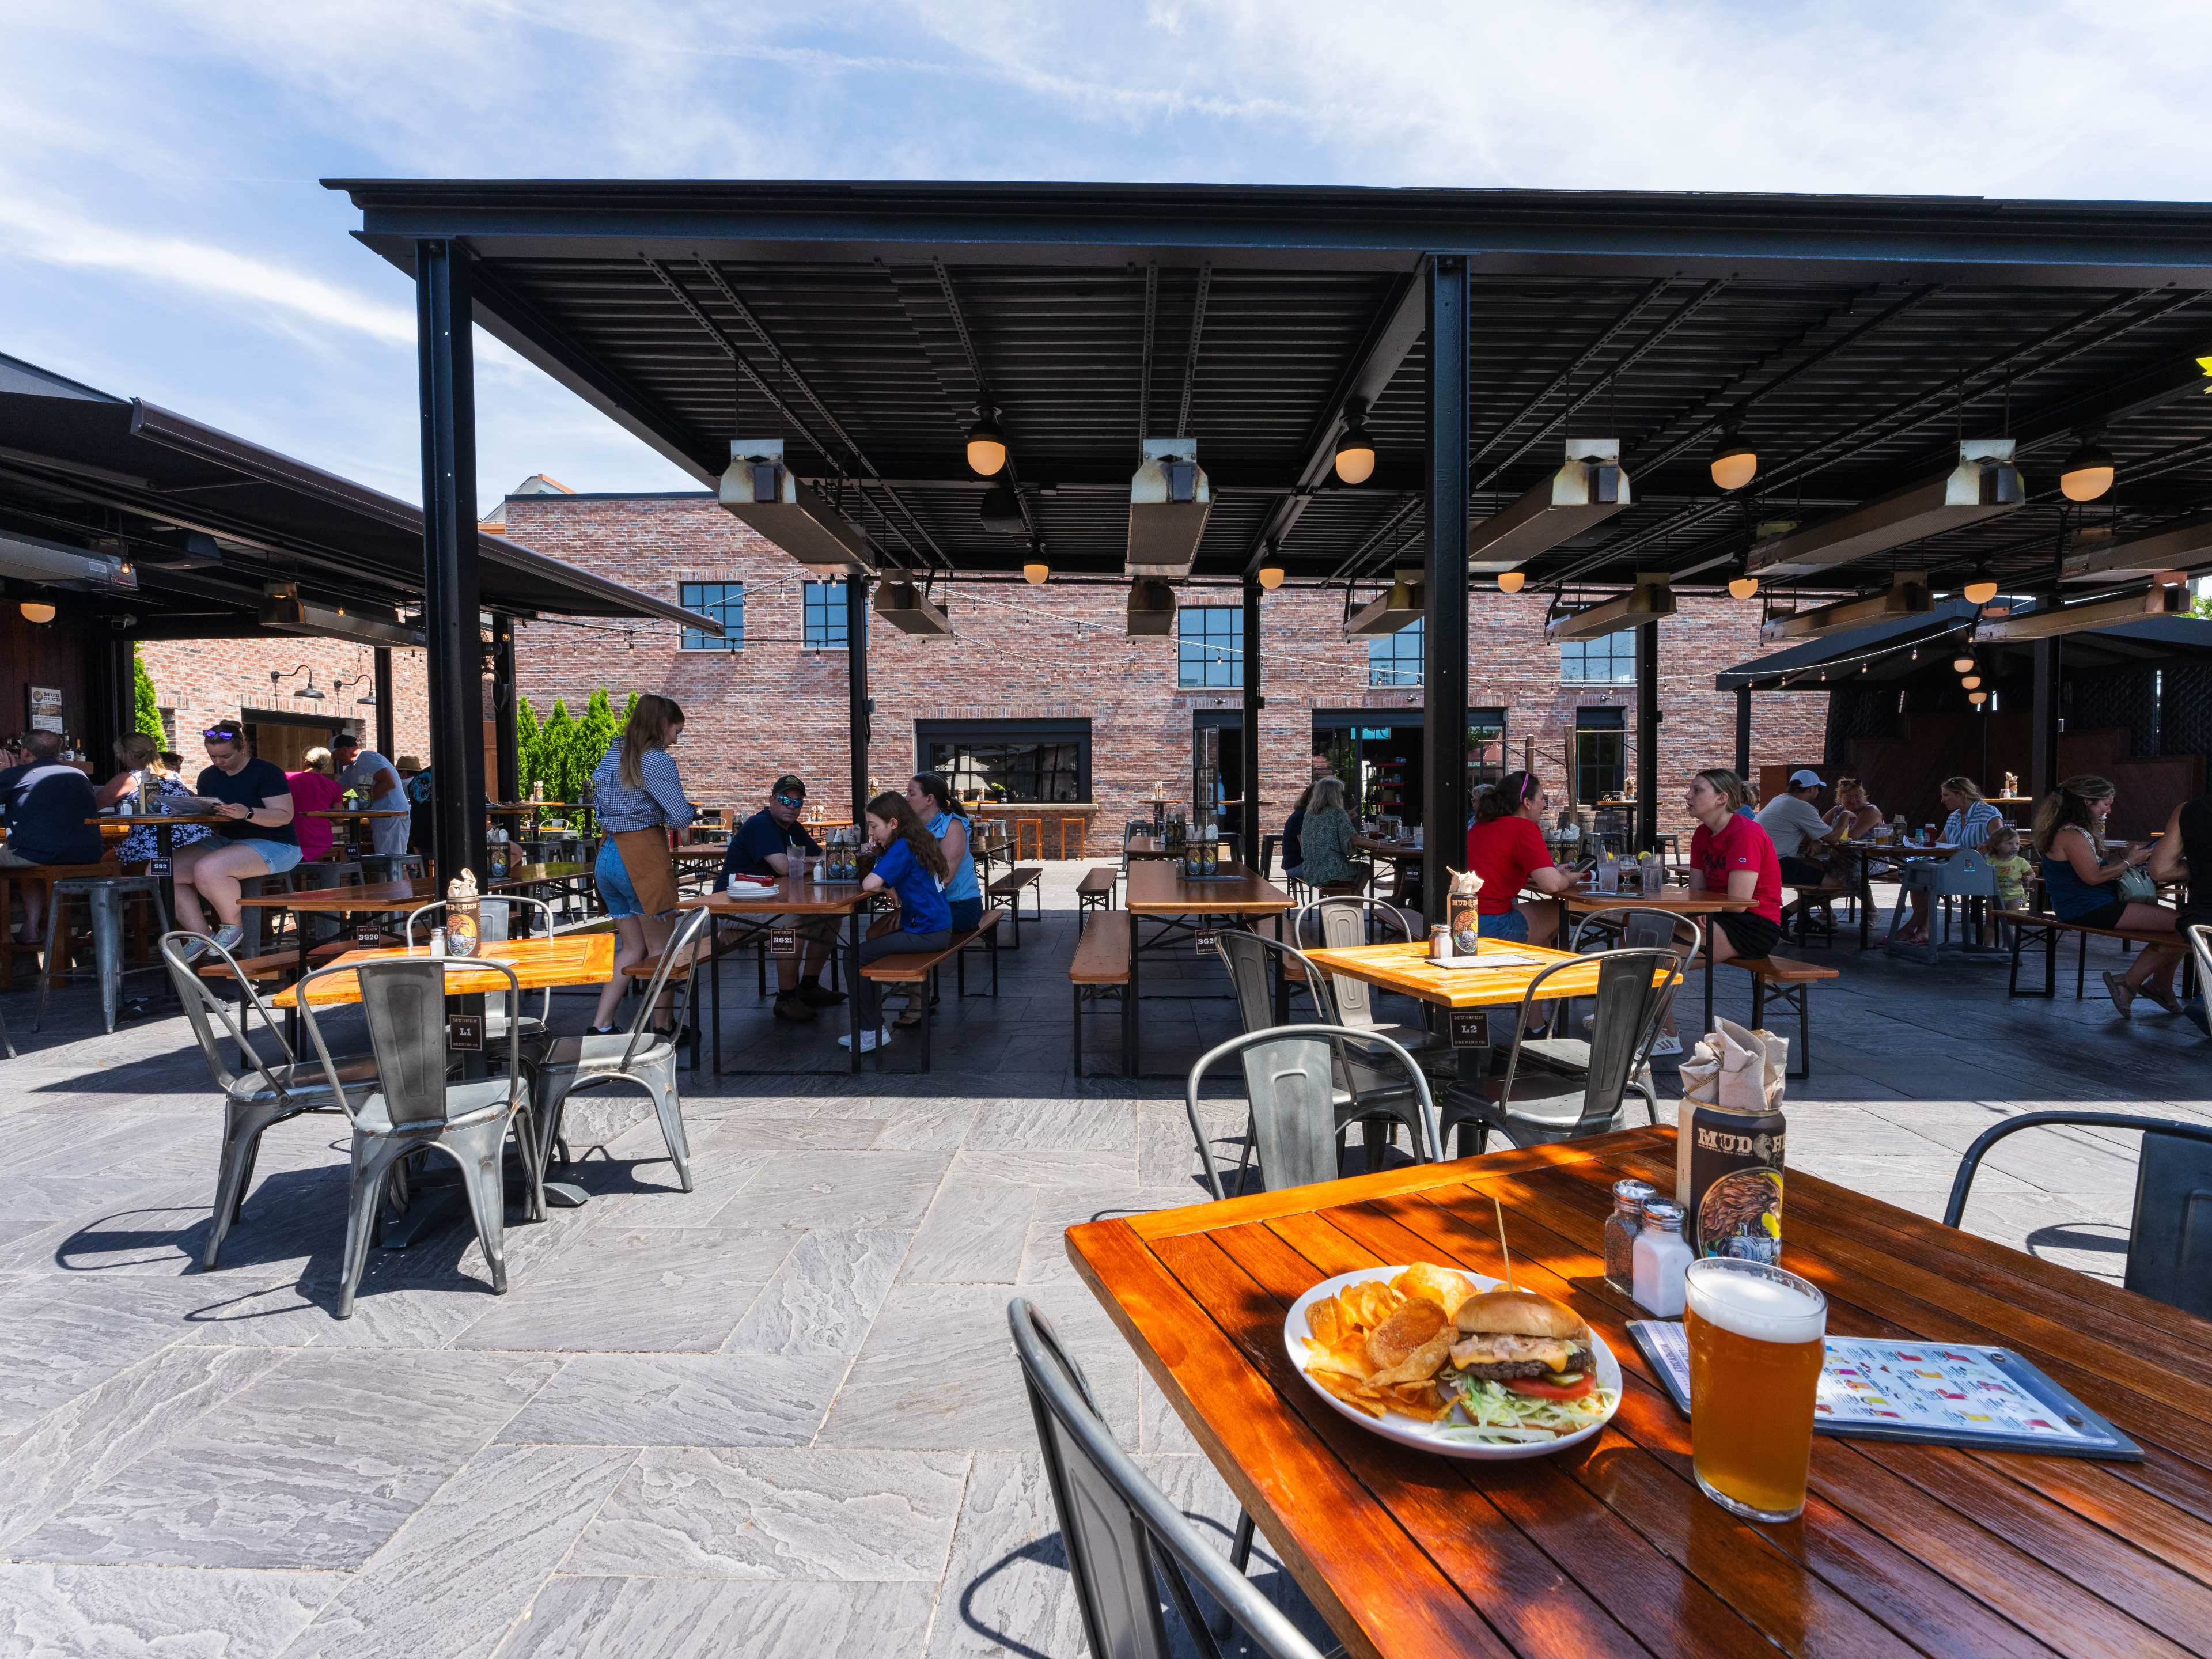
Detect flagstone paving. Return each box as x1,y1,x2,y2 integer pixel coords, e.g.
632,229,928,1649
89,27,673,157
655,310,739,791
0,865,2202,1654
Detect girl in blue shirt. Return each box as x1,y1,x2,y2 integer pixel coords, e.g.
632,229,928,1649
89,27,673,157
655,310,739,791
843,790,953,1053
907,772,981,931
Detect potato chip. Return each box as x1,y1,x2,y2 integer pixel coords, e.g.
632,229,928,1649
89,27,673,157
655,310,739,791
1306,1298,1343,1350
1393,1263,1480,1321
1365,1297,1448,1372
1309,1369,1389,1418
1366,1323,1456,1387
1386,1382,1453,1422
1304,1342,1371,1381
1342,1280,1402,1332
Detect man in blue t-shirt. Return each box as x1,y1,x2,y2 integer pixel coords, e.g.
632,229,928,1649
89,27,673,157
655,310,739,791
0,730,103,946
719,774,842,1021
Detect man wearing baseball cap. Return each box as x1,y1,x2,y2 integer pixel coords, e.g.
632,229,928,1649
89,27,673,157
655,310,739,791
719,774,843,1021
329,732,410,858
1756,768,1847,887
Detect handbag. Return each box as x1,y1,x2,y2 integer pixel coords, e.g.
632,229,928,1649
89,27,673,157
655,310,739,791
2114,863,2156,904
611,827,680,916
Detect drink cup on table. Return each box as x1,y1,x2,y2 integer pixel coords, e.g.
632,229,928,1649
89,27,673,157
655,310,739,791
1684,1258,1827,1524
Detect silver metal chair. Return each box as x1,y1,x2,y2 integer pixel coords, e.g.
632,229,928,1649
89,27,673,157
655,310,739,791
297,955,543,1318
1294,895,1446,1060
162,931,380,1270
1438,948,1682,1155
36,873,171,1033
1558,906,1703,1122
402,894,559,1048
532,906,707,1190
2188,925,2212,1037
1009,1299,1338,1659
1185,1024,1441,1202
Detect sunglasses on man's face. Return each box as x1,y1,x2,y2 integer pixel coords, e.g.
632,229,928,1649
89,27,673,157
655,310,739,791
774,794,804,809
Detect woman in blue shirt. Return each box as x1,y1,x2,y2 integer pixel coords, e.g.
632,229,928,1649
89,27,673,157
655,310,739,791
2032,772,2183,1017
844,790,953,1053
907,773,980,930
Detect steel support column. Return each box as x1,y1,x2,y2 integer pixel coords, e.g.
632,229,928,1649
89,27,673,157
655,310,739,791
415,238,487,884
491,614,518,802
1636,622,1661,850
2031,639,2063,801
846,575,871,821
1734,684,1752,779
1241,578,1262,854
1421,255,1471,917
373,647,395,758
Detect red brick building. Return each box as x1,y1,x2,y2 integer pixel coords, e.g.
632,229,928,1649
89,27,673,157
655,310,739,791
501,490,1825,842
135,637,430,772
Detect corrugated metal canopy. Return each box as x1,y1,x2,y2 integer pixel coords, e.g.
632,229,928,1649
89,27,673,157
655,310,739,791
326,179,2212,600
0,354,720,639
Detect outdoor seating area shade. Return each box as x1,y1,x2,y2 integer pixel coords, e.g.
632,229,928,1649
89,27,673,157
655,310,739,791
2059,511,2212,582
1759,577,1933,642
1747,440,2025,579
1545,573,1676,642
1465,438,1630,575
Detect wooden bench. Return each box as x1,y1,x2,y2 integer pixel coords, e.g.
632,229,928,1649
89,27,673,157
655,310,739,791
857,908,1006,1071
196,938,355,985
987,863,1043,947
1719,955,1839,1079
1075,865,1118,932
2005,911,2191,1001
1069,923,1132,1078
1780,881,1847,946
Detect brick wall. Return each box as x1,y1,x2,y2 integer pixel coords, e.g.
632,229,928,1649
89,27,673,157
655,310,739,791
136,638,430,764
503,493,1825,840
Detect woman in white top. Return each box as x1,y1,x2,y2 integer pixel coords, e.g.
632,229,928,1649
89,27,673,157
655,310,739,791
1897,777,2003,944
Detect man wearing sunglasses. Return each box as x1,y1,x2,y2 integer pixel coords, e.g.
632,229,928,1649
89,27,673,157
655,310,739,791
720,774,844,1021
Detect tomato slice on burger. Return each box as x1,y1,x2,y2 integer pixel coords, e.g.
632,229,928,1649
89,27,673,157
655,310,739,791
1505,1371,1596,1401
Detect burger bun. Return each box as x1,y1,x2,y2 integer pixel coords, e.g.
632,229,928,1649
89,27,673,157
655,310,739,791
1453,1288,1588,1343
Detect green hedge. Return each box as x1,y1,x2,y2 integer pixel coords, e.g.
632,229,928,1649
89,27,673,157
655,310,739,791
516,688,630,806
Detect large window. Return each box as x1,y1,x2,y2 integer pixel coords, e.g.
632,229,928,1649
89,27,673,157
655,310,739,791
678,581,745,650
803,580,850,650
1560,632,1637,684
917,718,1091,805
1469,708,1507,789
1574,707,1627,806
1177,607,1241,688
1368,619,1423,687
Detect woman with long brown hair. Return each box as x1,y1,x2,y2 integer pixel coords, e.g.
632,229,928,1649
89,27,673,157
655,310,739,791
2032,774,2183,1017
842,789,953,1054
589,694,693,1032
1462,770,1576,946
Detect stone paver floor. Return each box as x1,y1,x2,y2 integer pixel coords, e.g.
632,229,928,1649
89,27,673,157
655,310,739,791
0,864,2205,1654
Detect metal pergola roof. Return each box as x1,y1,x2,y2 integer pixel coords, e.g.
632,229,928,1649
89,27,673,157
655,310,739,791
327,179,2212,599
0,353,719,639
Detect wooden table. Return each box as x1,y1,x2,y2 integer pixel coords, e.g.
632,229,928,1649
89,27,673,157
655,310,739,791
1123,860,1292,1077
1560,884,1749,1031
1070,1125,2212,1659
270,932,614,1007
677,878,874,1074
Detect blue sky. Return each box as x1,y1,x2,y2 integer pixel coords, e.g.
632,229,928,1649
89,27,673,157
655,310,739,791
6,1,2208,514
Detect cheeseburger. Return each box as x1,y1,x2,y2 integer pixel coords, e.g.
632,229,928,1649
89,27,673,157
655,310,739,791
1448,1290,1594,1382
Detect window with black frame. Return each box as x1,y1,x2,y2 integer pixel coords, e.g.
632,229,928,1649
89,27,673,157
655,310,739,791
678,581,745,650
1575,707,1627,804
1560,631,1636,684
1468,708,1507,789
1176,607,1241,687
917,719,1090,805
1368,619,1423,687
802,580,850,650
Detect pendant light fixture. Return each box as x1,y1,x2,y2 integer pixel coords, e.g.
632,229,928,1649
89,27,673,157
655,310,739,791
1497,571,1526,593
1332,405,1376,486
1710,418,1758,493
978,485,1025,534
1728,574,1759,600
965,407,1007,477
1257,565,1285,590
1961,564,1999,606
1960,674,1982,690
2058,433,2115,503
1951,651,1976,674
1021,561,1049,585
18,600,55,624
1968,690,1990,706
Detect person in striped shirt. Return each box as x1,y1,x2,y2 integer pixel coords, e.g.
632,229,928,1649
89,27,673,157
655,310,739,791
1896,776,2004,945
589,695,694,1031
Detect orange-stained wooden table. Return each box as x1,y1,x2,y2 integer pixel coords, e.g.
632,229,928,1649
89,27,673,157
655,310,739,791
678,877,876,1074
1069,1124,2212,1659
270,932,614,1007
1123,859,1293,1077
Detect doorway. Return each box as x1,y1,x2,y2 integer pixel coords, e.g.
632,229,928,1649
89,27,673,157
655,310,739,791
1574,707,1627,807
242,710,354,772
1191,710,1244,835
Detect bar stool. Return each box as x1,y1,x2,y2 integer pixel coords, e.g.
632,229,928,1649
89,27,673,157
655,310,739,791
36,874,172,1033
1058,817,1087,859
1014,819,1044,861
361,852,425,884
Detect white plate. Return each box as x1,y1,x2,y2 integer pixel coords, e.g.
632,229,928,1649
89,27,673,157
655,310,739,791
1282,1266,1621,1461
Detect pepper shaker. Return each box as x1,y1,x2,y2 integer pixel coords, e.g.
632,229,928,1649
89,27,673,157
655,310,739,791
1603,1179,1656,1296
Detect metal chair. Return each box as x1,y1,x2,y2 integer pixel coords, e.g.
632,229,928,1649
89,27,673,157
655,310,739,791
1186,1025,1441,1201
402,894,559,1050
36,873,171,1033
2187,925,2212,1036
162,931,380,1270
362,851,426,884
1120,819,1153,881
1293,894,1440,1051
296,955,543,1319
1558,906,1703,1122
1009,1299,1338,1659
532,906,707,1190
1437,949,1682,1155
1944,1111,2212,1319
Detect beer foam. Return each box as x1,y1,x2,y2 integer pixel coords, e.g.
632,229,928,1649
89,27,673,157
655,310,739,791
1685,1263,1825,1344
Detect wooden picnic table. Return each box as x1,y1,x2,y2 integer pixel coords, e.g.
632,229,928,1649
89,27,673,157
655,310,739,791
677,877,874,1074
1558,883,1749,1030
1069,1124,2212,1659
1122,859,1291,1077
269,932,613,1008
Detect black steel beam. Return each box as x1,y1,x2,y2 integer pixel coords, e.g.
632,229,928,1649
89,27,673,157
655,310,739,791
2031,639,2062,801
374,647,395,757
1242,578,1262,854
492,614,518,801
1176,262,1212,440
847,575,871,824
1734,684,1752,778
416,238,489,887
1637,623,1661,850
1137,261,1157,457
1422,256,1472,917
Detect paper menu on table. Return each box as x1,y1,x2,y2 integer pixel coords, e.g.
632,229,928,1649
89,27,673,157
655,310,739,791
1627,1322,2140,1459
1425,950,1549,971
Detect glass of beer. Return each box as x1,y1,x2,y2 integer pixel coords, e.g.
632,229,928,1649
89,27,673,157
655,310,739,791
1684,1257,1827,1522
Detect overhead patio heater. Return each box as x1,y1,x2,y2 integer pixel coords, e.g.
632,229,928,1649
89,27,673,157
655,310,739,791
1972,582,2190,642
1468,438,1631,575
1544,573,1675,642
0,528,137,592
2061,513,2212,584
718,438,878,574
1347,571,1423,636
1759,576,1933,643
1127,437,1211,580
1127,578,1177,636
1748,440,2023,578
259,583,425,649
872,578,952,637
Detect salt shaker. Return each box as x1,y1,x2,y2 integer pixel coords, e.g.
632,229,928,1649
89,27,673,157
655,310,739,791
429,928,449,959
1603,1179,1656,1295
1632,1198,1693,1317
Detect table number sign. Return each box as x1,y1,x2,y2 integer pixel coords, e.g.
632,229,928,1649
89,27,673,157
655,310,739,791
770,926,798,959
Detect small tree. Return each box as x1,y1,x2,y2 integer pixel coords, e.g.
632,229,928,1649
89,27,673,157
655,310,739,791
515,697,543,796
537,699,580,802
131,650,165,743
577,688,620,791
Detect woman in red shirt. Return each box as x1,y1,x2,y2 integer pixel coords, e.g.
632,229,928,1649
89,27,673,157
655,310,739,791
286,748,344,864
1463,771,1577,945
1684,768,1785,962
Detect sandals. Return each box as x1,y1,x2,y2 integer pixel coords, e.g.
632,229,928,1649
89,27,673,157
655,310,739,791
2103,971,2135,1020
2142,982,2186,1017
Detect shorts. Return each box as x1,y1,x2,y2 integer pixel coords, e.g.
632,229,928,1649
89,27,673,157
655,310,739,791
594,840,644,919
219,838,303,876
947,896,983,934
1778,854,1828,887
0,845,46,868
2064,898,2129,931
1477,908,1530,942
1713,910,1783,959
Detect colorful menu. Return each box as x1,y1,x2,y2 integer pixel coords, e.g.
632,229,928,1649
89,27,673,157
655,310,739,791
1629,1323,2141,1460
